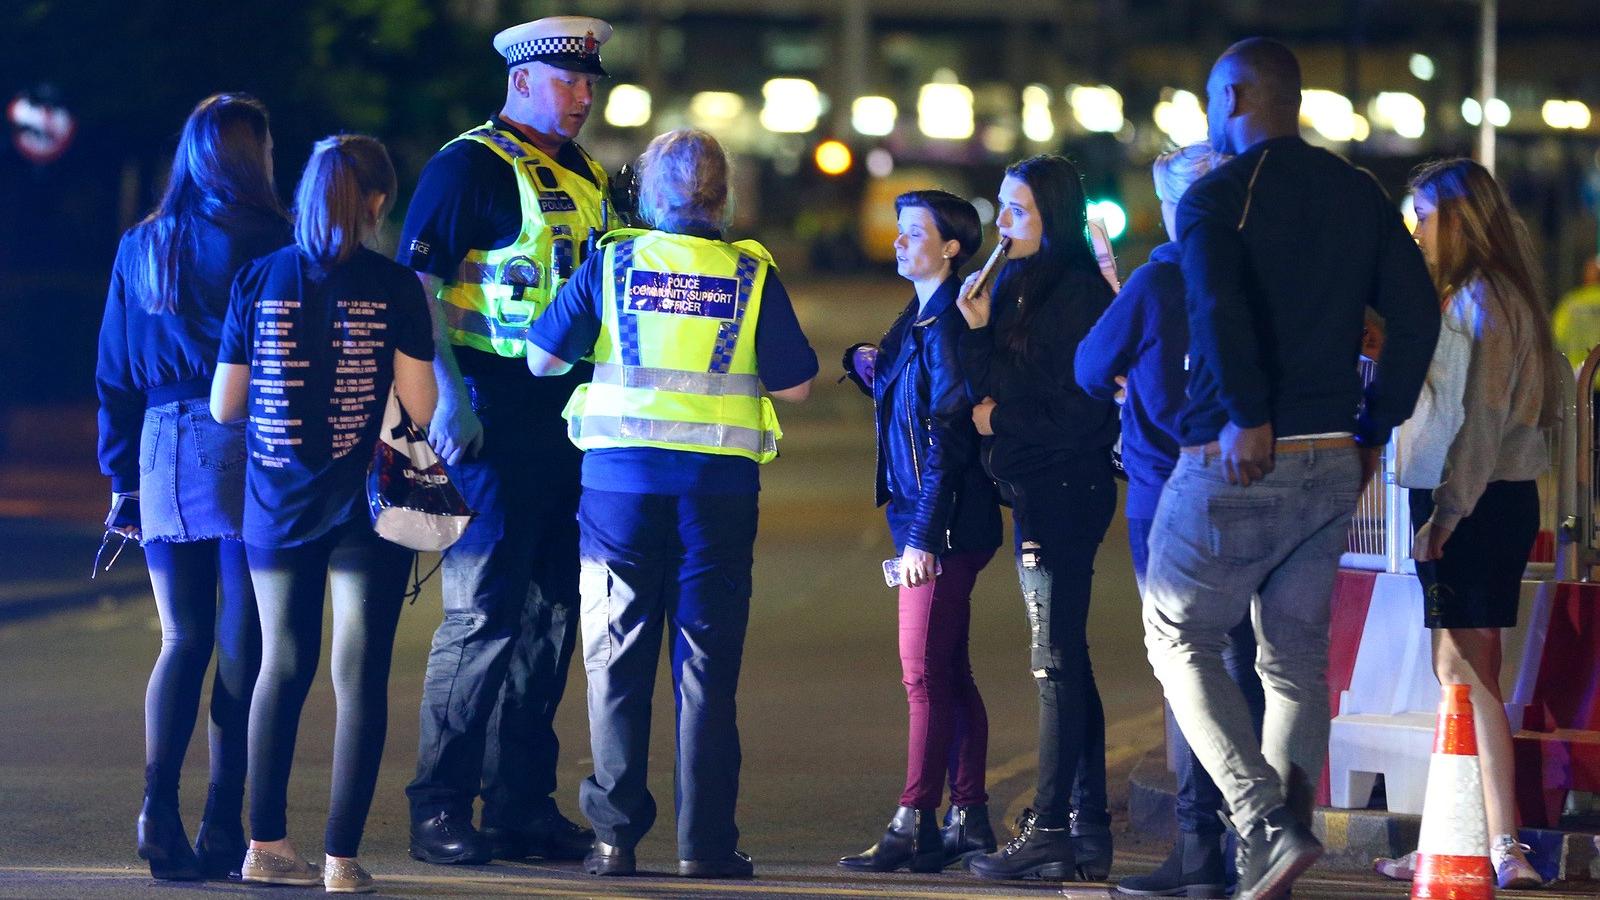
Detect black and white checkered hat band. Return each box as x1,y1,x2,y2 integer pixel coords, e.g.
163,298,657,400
504,36,593,66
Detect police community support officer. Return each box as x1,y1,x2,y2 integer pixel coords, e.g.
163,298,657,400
527,128,818,879
395,16,614,865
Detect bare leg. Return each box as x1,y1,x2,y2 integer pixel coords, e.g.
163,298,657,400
1430,627,1514,837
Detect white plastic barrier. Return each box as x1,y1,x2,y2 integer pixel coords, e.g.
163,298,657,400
1326,572,1554,814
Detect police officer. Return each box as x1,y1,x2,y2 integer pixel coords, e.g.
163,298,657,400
395,16,613,865
526,129,817,878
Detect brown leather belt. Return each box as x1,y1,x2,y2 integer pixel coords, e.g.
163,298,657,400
1180,436,1357,457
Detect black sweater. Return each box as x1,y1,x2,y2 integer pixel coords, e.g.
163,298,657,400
958,260,1120,487
1175,135,1439,447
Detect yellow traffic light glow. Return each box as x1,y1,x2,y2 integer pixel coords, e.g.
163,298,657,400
814,140,853,176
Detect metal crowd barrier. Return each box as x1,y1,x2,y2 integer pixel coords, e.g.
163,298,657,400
1344,352,1578,578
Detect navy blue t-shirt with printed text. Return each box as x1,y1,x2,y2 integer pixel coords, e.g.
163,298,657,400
219,246,435,547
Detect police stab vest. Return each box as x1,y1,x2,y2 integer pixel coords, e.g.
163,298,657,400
563,229,782,463
437,122,609,358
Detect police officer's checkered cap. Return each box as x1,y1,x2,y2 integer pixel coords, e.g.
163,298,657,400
503,37,585,66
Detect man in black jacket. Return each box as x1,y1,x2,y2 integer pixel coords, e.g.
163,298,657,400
1139,38,1439,900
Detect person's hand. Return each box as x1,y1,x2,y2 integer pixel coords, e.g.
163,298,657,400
956,271,992,329
852,346,878,389
1412,521,1453,562
1218,421,1274,486
1358,445,1382,492
900,546,937,588
1114,375,1128,406
428,395,485,466
972,397,997,436
1361,322,1385,362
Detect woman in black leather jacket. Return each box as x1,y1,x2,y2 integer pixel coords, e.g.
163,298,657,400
957,156,1119,883
839,190,1002,874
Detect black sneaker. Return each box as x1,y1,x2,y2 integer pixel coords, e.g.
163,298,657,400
409,812,491,865
583,840,636,876
967,808,1075,881
1115,831,1226,897
679,850,754,879
1234,807,1321,900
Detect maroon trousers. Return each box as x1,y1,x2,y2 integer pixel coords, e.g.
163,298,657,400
897,549,994,809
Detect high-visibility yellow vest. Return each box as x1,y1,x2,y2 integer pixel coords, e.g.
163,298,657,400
437,121,609,358
563,229,782,463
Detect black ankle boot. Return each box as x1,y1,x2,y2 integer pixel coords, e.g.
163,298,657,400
941,803,997,868
838,806,943,873
1115,831,1225,897
137,792,203,881
1070,810,1114,881
192,784,246,879
968,808,1076,881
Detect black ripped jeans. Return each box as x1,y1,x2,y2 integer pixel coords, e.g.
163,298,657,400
1009,453,1117,829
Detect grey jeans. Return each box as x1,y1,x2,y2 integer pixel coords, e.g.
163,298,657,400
1142,445,1361,830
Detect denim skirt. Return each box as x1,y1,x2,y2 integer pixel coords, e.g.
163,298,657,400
138,397,246,543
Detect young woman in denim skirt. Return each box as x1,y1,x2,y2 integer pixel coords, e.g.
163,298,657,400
955,155,1120,883
95,93,290,881
838,190,1003,873
212,134,437,893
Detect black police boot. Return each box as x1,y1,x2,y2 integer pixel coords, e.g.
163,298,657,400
967,808,1076,881
483,806,594,861
941,803,997,869
1070,809,1114,881
409,811,492,865
192,784,246,880
1233,806,1321,900
1115,831,1226,897
839,806,943,873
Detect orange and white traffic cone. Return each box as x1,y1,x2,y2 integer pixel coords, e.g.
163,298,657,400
1411,683,1494,899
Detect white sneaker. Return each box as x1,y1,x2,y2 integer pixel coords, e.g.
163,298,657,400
1490,837,1541,890
1372,849,1418,881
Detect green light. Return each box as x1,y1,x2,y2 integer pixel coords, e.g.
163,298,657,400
1087,199,1126,240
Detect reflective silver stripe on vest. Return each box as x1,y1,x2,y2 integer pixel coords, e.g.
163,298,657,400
570,414,777,457
591,363,759,398
443,303,530,341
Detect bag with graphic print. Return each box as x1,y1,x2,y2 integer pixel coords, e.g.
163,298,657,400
367,389,474,551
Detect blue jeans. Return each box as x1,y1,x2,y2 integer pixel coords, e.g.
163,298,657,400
1129,516,1264,836
1143,446,1361,830
576,489,757,860
407,374,582,826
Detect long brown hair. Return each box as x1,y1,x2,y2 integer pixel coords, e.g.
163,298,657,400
1410,157,1562,426
128,93,286,313
292,134,396,266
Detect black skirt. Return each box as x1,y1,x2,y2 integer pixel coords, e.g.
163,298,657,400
1409,480,1539,629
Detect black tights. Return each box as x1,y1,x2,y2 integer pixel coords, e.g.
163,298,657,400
246,521,410,858
143,539,259,823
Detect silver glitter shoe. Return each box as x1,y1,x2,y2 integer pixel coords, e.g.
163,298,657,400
323,855,376,893
240,847,321,886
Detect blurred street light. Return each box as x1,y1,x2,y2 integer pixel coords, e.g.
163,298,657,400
1153,89,1208,146
1087,199,1127,240
851,96,897,137
918,77,974,141
689,91,744,131
1409,53,1436,81
1370,92,1426,139
1301,89,1367,142
814,139,852,175
1022,84,1055,143
604,84,651,128
1542,100,1593,130
761,78,822,133
1069,85,1124,133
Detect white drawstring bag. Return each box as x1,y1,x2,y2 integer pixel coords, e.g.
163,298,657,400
366,389,474,551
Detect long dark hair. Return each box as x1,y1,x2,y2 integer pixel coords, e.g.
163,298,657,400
127,93,286,313
997,155,1101,354
293,134,396,266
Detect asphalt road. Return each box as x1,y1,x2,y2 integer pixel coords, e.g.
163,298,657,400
0,275,1577,898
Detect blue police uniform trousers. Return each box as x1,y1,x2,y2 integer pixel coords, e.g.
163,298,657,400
575,487,757,860
407,370,582,826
